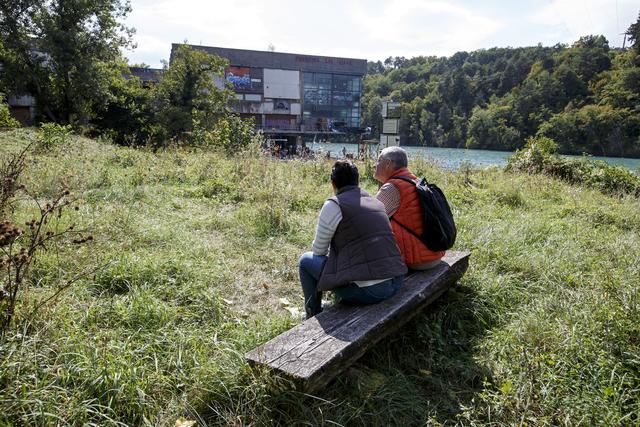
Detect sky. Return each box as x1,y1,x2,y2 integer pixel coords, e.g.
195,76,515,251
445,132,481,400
124,0,639,68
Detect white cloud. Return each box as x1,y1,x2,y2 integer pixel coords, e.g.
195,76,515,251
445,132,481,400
126,0,272,66
124,0,638,67
345,0,504,58
531,0,639,47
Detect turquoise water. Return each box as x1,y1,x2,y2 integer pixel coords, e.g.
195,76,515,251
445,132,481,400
310,143,640,173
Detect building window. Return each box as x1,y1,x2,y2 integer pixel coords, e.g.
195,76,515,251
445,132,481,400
302,72,361,128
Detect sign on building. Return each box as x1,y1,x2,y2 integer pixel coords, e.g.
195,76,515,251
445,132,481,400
379,134,400,149
382,118,399,134
381,101,401,119
273,100,290,112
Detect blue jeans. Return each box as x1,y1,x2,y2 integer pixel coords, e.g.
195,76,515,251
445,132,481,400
298,251,404,319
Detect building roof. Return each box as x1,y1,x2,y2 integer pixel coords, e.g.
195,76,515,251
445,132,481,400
127,67,163,83
170,44,367,75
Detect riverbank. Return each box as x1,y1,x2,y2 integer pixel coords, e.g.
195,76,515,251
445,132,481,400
311,142,640,173
1,129,638,425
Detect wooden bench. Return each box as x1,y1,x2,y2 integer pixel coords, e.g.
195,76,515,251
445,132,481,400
245,251,470,393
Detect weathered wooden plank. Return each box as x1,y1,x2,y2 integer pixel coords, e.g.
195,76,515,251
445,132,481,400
246,250,470,392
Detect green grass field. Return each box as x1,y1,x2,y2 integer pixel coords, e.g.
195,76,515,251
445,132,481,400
0,128,638,426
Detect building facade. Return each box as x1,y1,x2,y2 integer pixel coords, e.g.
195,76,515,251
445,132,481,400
170,44,367,140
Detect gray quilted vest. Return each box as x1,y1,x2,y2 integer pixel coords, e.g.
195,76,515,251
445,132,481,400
317,186,407,291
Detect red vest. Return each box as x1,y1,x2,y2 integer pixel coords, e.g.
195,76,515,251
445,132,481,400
385,168,445,266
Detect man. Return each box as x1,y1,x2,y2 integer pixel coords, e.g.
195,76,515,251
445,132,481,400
299,160,407,319
374,146,445,270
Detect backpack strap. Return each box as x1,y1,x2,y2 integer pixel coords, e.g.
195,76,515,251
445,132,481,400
390,215,423,241
388,175,423,240
389,175,418,185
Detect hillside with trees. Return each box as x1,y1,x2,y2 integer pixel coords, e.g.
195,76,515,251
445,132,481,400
363,12,640,158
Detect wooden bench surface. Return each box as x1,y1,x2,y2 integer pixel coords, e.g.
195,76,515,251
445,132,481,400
245,250,470,393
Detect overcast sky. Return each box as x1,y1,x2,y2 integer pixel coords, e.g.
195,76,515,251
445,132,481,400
124,0,639,68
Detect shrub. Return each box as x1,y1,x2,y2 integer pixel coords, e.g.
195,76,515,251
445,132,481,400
37,123,72,151
0,98,20,129
508,136,640,197
506,136,557,174
193,114,256,154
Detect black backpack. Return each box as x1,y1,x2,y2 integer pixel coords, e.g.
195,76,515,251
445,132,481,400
390,175,456,252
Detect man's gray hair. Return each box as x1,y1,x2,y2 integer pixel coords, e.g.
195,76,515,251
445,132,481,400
380,146,408,169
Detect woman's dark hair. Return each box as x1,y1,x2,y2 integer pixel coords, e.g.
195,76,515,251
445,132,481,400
331,160,359,189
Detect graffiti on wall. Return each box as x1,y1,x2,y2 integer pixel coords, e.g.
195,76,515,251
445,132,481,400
273,100,290,112
226,67,251,90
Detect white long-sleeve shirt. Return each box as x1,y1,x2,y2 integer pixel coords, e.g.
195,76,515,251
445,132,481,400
312,200,342,256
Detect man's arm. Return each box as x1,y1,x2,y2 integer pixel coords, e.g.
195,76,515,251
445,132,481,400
312,200,342,256
376,182,401,217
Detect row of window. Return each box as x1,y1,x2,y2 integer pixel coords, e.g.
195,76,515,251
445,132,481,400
303,73,361,92
304,104,359,116
302,112,359,128
303,90,360,105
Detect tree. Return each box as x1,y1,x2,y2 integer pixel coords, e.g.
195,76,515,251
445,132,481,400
538,105,640,156
625,11,640,52
498,63,519,95
558,35,611,83
0,0,134,124
361,90,383,136
393,56,406,69
92,63,156,145
367,60,385,75
154,44,231,144
467,103,521,150
554,64,587,101
593,61,640,112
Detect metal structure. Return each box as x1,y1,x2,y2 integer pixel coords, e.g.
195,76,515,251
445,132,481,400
380,101,401,149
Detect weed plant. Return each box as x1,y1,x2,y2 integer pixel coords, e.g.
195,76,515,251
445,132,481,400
0,128,638,425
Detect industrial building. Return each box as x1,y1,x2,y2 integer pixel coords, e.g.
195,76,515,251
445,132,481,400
170,44,367,146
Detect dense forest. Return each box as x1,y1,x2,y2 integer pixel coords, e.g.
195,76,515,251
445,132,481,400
363,14,640,158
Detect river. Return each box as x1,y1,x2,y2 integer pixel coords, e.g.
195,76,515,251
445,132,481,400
309,143,640,173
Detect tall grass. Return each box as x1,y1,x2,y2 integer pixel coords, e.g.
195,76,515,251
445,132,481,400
0,128,638,425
